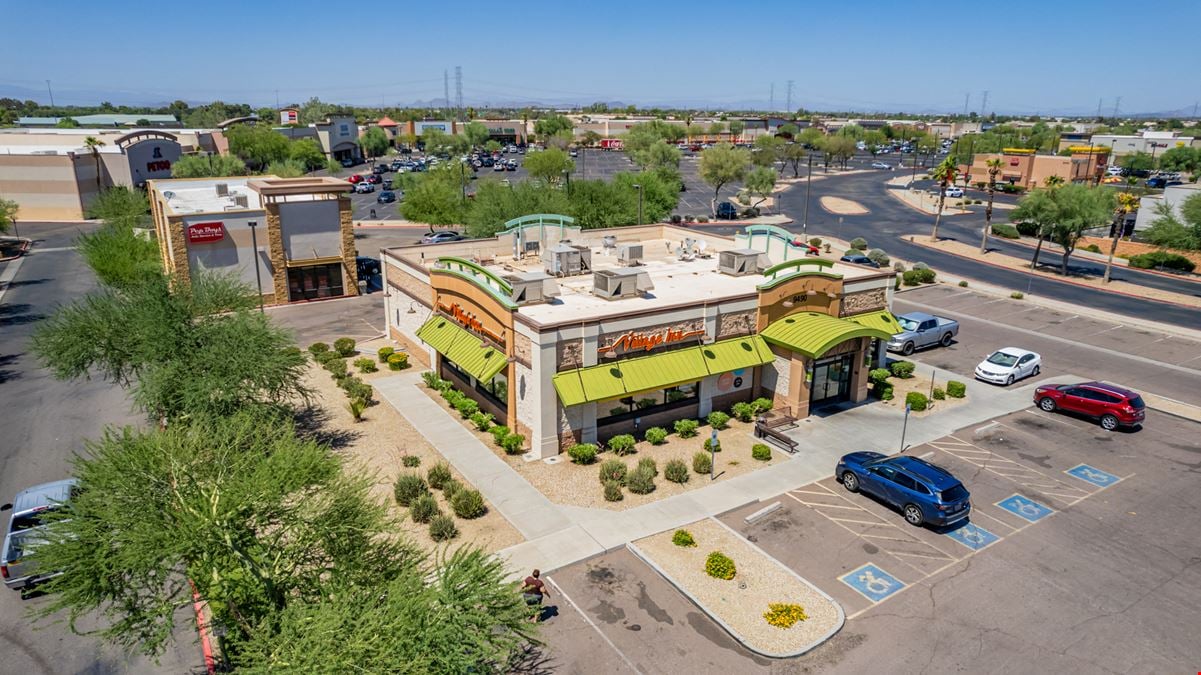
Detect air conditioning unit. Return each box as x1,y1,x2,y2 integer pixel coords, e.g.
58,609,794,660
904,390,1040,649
718,248,768,276
503,272,560,305
602,235,618,250
542,243,582,277
592,269,654,300
215,183,229,196
617,244,643,266
234,194,249,208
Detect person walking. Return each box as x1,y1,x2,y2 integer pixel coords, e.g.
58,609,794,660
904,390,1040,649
521,569,550,622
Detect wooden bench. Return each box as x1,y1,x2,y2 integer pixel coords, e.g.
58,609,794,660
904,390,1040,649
755,421,798,454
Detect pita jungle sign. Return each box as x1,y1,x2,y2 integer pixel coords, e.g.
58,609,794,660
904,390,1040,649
598,327,704,355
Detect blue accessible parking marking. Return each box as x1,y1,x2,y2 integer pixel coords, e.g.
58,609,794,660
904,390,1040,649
944,522,1000,551
839,563,905,603
996,494,1054,523
1065,464,1120,488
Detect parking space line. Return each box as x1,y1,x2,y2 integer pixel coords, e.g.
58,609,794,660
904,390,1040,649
828,516,901,527
939,435,1093,501
885,550,958,561
969,508,1020,532
545,576,644,675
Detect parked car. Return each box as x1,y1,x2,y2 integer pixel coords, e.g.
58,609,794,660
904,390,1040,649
421,230,466,244
347,174,365,184
1146,177,1169,188
377,190,396,203
946,186,964,198
836,453,971,527
1033,381,1144,431
840,253,879,268
1106,166,1123,176
365,174,382,185
974,347,1041,385
382,179,393,190
340,158,356,168
355,182,375,194
356,256,381,277
372,164,388,175
715,202,739,220
569,149,578,157
494,162,506,171
2,478,77,591
505,161,518,171
871,161,891,169
887,312,959,355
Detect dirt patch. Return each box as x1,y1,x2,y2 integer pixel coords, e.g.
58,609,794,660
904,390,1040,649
1078,236,1201,270
877,372,970,416
819,196,869,215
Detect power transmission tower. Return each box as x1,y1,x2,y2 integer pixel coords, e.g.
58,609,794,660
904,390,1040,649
1193,102,1199,118
455,66,463,118
770,83,774,111
1097,98,1103,119
443,70,450,109
1112,96,1121,120
963,92,970,116
980,90,989,117
786,80,794,113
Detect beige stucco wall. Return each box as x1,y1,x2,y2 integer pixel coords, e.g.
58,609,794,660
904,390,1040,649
0,153,87,220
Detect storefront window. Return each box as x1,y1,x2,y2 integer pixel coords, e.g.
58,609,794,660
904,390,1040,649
479,371,508,406
599,382,698,423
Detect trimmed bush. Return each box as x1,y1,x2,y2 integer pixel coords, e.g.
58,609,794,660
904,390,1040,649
644,427,668,445
598,459,627,484
333,337,356,357
707,411,730,430
850,237,868,250
353,357,378,374
469,411,494,431
764,603,808,629
347,380,374,404
488,425,510,445
308,342,330,356
387,352,410,370
665,459,690,483
402,455,421,468
752,397,773,414
958,280,969,287
932,387,946,400
946,380,967,398
378,346,395,363
325,357,348,378
427,462,453,490
454,397,479,419
879,384,895,401
890,361,915,378
409,493,441,524
869,367,891,385
393,473,428,507
1014,220,1040,237
429,514,459,541
844,249,857,257
731,401,756,423
569,443,600,465
905,391,929,412
637,457,658,477
866,248,890,267
500,433,525,455
635,397,657,410
692,451,712,474
603,480,624,502
450,488,486,519
752,443,772,461
1083,243,1102,253
902,270,920,286
626,465,656,494
313,350,336,366
607,434,636,456
913,262,929,271
441,478,464,500
991,223,1020,239
808,237,822,247
705,551,736,580
672,529,697,547
1010,291,1025,299
675,418,700,438
703,437,722,453
1129,251,1196,272
915,267,936,283
893,261,907,272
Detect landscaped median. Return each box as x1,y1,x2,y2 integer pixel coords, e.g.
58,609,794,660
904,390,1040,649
630,518,844,658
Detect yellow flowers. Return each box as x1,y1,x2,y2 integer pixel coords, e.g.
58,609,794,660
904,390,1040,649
763,603,808,629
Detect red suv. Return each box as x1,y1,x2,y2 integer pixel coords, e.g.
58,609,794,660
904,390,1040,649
1033,381,1145,431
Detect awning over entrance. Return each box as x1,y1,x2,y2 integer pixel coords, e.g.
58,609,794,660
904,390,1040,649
552,336,773,407
761,312,893,359
844,309,901,336
416,316,507,383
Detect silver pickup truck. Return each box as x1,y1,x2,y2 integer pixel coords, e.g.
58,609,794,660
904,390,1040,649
1,478,76,592
886,311,959,355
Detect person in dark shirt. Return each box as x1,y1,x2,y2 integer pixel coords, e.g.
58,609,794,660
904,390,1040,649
522,569,550,622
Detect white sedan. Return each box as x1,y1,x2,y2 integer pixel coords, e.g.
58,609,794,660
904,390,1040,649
975,348,1041,386
946,187,965,198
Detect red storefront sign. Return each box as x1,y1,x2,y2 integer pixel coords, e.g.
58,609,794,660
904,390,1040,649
187,222,225,244
598,327,705,355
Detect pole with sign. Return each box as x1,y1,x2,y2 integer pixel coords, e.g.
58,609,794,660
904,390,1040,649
900,404,911,453
710,429,718,481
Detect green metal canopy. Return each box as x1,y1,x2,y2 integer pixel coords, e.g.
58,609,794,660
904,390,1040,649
416,316,507,383
761,312,893,359
845,309,901,336
552,335,773,407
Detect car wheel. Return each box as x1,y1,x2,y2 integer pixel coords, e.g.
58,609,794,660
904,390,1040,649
1038,397,1056,412
1032,365,1040,377
902,342,915,356
1005,375,1014,386
939,333,953,347
842,472,860,493
1100,414,1119,431
903,504,924,526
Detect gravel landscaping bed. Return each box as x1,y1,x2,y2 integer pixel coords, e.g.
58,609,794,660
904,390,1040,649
633,518,843,657
878,372,969,416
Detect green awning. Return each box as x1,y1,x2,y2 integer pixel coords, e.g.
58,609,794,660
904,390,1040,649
845,309,901,336
552,335,773,407
416,316,507,383
761,312,893,359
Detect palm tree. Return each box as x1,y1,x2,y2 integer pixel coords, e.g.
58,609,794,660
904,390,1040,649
1102,192,1141,283
980,158,1003,253
84,136,106,191
928,156,958,240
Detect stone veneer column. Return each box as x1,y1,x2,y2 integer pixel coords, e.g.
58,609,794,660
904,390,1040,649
339,198,358,294
168,219,190,285
850,338,871,403
265,206,289,303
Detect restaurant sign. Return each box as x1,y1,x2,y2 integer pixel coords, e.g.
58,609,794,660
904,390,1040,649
598,327,704,355
186,221,225,244
438,301,505,344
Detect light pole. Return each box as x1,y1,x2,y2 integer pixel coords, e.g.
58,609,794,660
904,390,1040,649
709,429,718,481
247,220,265,313
802,155,814,240
633,183,644,226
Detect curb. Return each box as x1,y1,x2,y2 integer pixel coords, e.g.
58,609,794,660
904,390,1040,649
0,237,32,262
1000,236,1201,284
190,580,217,674
886,189,970,218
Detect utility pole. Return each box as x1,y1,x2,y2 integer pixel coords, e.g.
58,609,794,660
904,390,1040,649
1097,98,1104,119
455,66,463,119
443,70,450,110
45,80,54,108
1193,102,1199,118
786,80,794,114
1112,96,1121,122
963,92,970,117
980,90,989,118
802,155,813,240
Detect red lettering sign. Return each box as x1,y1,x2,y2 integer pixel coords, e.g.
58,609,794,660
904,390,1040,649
146,160,172,172
437,301,505,345
598,327,705,355
187,222,225,244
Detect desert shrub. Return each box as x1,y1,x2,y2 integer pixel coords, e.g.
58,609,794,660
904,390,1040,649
346,398,366,421
402,455,421,468
393,473,428,507
664,459,689,483
1010,291,1025,299
764,603,808,629
308,342,330,356
890,361,915,378
703,437,722,452
598,459,627,484
387,352,410,370
1014,220,1040,236
946,380,967,398
607,434,636,456
603,480,624,502
958,280,969,287
879,384,895,400
932,387,946,400
312,350,336,366
489,425,510,445
409,493,441,524
637,457,658,477
991,223,1020,239
1129,251,1196,272
868,368,891,385
902,270,920,286
850,236,868,250
325,357,348,378
569,443,599,465
378,346,395,363
450,488,486,519
692,451,712,474
626,465,656,494
1084,243,1102,253
672,529,697,547
441,478,464,500
427,462,452,490
674,419,699,438
347,380,374,404
808,237,822,247
333,337,356,357
635,397,657,410
421,370,444,389
893,261,907,272
705,551,736,580
429,515,459,541
500,433,525,455
752,397,773,414
353,357,378,374
697,215,709,223
915,267,936,283
866,248,890,267
454,397,479,419
644,427,668,445
752,443,772,461
731,401,756,423
905,391,929,411
469,411,494,431
707,411,730,430
913,262,929,270
844,249,857,257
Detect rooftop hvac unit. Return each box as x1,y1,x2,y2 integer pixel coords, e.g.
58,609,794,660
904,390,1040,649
234,194,249,208
215,183,229,196
542,243,582,277
592,269,654,300
571,244,592,272
601,235,618,250
718,248,769,276
503,272,560,305
617,243,643,266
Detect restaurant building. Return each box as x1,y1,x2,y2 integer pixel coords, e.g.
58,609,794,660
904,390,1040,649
147,175,359,305
381,219,897,458
965,146,1110,189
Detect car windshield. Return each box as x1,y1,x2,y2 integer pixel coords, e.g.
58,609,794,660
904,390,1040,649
940,484,969,502
897,317,918,331
986,352,1019,367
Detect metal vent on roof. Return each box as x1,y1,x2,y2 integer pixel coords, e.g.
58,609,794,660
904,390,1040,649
215,183,229,196
592,269,654,300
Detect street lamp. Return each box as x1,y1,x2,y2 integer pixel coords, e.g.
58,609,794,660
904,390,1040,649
247,220,265,313
632,183,644,226
802,155,814,240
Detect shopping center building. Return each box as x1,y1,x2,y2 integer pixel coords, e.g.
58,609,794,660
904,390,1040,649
381,219,897,458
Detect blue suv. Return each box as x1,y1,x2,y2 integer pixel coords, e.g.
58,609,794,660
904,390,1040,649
835,452,971,527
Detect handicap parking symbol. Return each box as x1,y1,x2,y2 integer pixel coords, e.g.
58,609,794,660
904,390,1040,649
1065,464,1119,488
839,563,905,603
944,522,1000,551
996,494,1054,523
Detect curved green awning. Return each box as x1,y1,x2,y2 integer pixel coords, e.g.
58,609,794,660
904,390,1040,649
417,316,507,383
761,312,893,359
845,309,901,336
552,335,773,407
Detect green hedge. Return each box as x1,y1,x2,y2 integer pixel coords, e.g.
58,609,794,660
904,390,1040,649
569,443,599,465
946,380,967,398
991,223,1021,239
905,391,929,411
1128,251,1196,273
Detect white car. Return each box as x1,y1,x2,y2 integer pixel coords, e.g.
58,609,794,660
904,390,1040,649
1106,166,1123,176
946,187,965,198
871,161,890,169
975,348,1041,385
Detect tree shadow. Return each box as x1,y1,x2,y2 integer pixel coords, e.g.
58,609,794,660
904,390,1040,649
0,353,21,384
0,303,46,327
3,277,50,289
505,643,556,675
292,404,361,450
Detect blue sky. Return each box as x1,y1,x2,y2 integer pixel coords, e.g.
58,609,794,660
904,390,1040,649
2,0,1198,114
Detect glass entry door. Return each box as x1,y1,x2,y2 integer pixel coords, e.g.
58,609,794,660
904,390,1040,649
287,263,345,301
810,354,853,408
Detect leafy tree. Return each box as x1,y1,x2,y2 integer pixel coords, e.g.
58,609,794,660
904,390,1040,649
630,139,680,174
400,167,468,227
77,221,160,290
1159,146,1201,177
1181,192,1201,230
612,171,677,223
836,123,864,139
1119,151,1156,173
422,127,467,156
743,166,777,211
579,130,602,146
226,124,290,170
533,114,573,138
727,120,745,139
708,121,726,136
797,128,823,148
463,121,490,148
862,130,887,156
929,156,958,240
484,139,502,153
780,141,808,177
265,159,307,177
565,179,633,228
751,135,783,169
778,123,799,138
298,96,336,124
0,197,19,234
465,180,571,238
171,153,247,178
56,116,80,128
288,138,327,171
1142,200,1200,250
359,126,390,158
1011,183,1061,268
524,147,574,185
85,185,149,226
823,135,857,169
698,143,750,215
1047,184,1115,275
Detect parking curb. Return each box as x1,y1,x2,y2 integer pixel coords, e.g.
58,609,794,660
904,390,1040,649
999,235,1201,284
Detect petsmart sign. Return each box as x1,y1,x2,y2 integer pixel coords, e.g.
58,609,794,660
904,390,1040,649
187,221,225,244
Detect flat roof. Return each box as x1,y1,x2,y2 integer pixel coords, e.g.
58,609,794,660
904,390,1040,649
152,177,264,215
